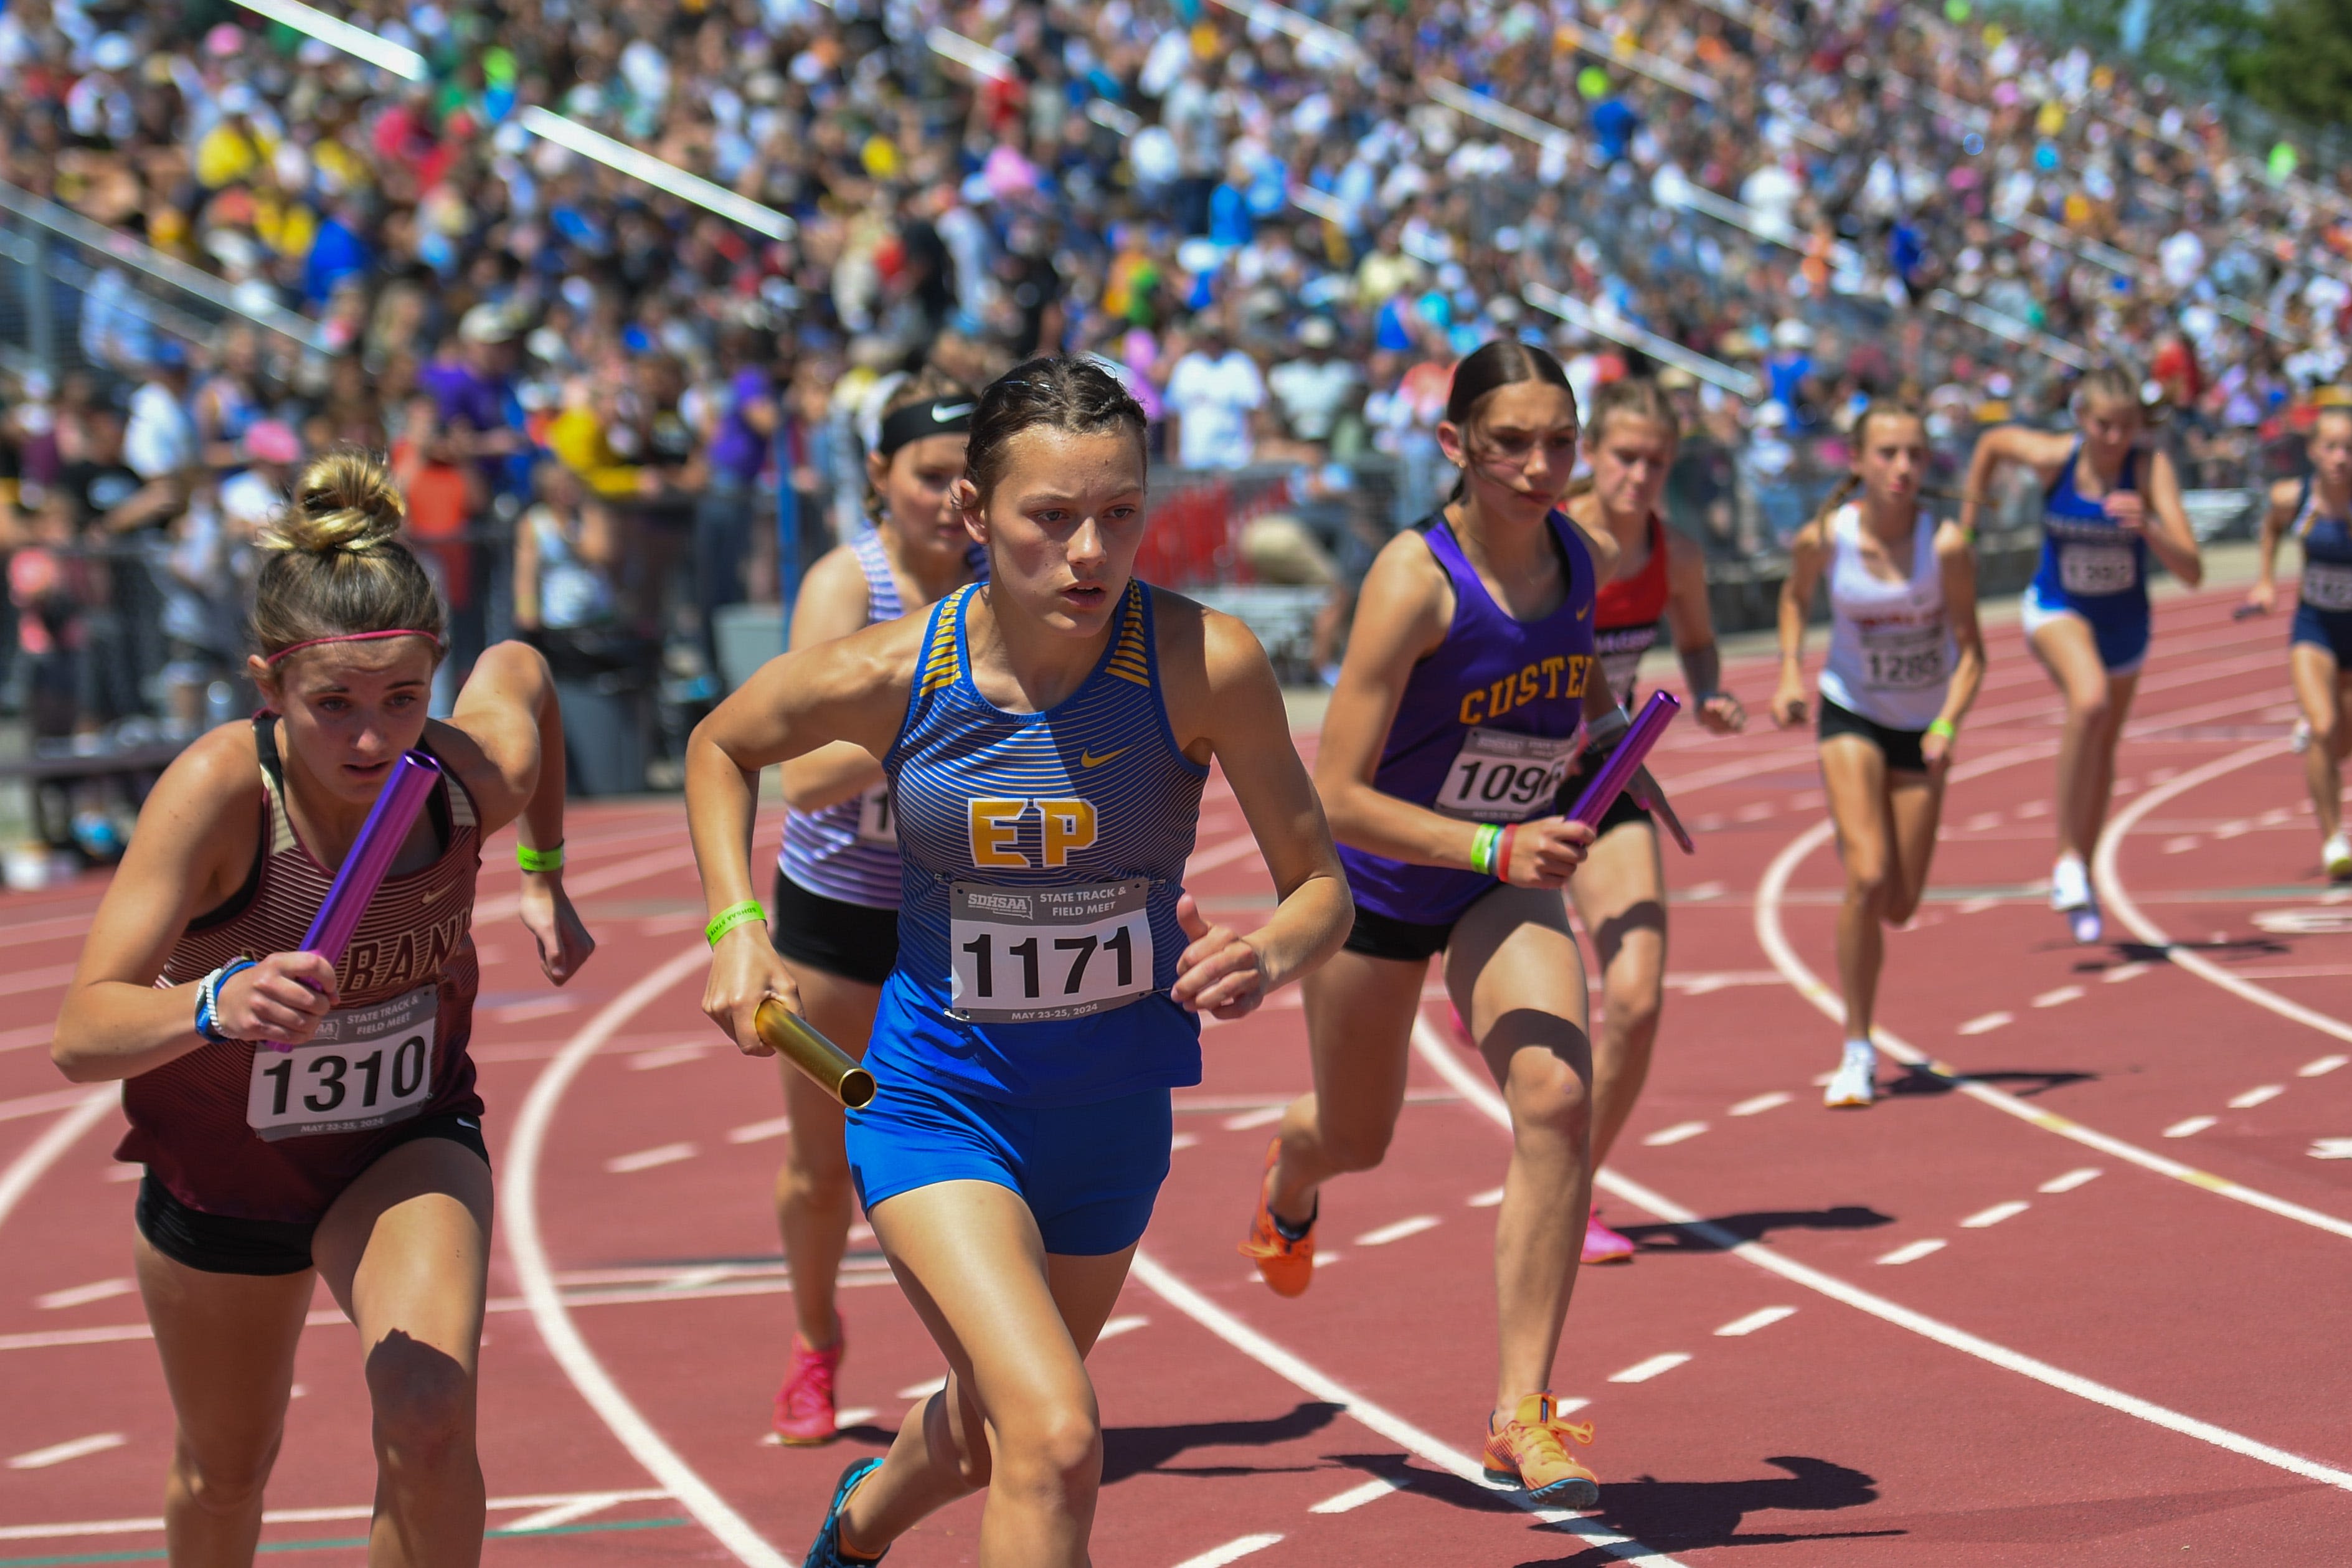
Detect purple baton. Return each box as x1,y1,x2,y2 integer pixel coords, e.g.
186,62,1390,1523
300,750,442,969
1568,690,1681,828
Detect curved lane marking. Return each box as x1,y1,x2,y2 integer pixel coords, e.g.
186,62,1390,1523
1410,1018,2352,1493
1757,786,2352,1245
0,1089,114,1237
504,942,795,1568
2092,740,2352,1047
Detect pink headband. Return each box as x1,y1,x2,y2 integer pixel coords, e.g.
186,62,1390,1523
264,630,445,666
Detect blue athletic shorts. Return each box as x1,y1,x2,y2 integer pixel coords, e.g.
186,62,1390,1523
844,1074,1171,1256
2021,583,2150,676
2291,602,2352,664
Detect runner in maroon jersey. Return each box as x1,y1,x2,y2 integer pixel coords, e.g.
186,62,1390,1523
1556,379,1744,1264
54,450,592,1568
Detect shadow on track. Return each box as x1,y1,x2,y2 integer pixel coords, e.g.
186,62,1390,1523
1610,1206,1894,1255
1885,1064,2097,1100
1102,1400,1344,1483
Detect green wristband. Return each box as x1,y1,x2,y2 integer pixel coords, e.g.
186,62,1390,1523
516,843,564,873
1927,719,1956,740
704,900,768,947
1471,823,1503,877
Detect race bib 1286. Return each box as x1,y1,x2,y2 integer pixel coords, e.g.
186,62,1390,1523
948,879,1154,1023
245,986,437,1141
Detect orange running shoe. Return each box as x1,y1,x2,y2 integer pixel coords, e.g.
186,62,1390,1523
1481,1394,1600,1507
1237,1139,1315,1297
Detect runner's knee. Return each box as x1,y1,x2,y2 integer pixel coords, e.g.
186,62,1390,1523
172,1427,281,1518
1602,963,1663,1047
783,1146,854,1204
1316,1115,1396,1174
364,1336,475,1470
1843,852,1891,914
1506,1054,1591,1152
991,1396,1102,1513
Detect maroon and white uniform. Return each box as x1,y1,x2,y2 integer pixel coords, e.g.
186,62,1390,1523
116,717,484,1223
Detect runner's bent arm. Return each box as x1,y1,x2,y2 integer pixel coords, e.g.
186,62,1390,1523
1314,534,1594,888
1163,603,1352,1019
1924,523,1987,773
53,733,337,1082
777,544,891,813
2247,481,2302,613
1663,527,1743,732
1958,427,2068,539
1772,519,1829,725
686,618,922,1054
2135,448,2203,588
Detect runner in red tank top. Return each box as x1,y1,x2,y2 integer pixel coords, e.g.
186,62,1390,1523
1557,380,1745,1264
54,450,593,1568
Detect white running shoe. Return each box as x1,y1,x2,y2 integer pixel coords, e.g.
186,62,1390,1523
2292,719,2313,754
1824,1041,1877,1108
2049,855,2091,912
2326,834,2352,882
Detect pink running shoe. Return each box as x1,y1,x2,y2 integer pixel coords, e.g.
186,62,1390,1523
1582,1208,1636,1265
774,1332,843,1445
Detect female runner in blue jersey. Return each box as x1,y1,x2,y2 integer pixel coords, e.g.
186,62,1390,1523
2245,404,2352,881
1960,367,2201,942
764,369,982,1445
1239,339,1623,1505
686,357,1351,1568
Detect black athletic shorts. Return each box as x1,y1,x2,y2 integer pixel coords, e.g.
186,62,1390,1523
1343,905,1458,963
134,1112,490,1277
1556,749,1654,836
1818,695,1929,775
772,866,899,988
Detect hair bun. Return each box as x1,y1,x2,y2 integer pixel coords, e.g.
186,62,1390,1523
262,448,407,556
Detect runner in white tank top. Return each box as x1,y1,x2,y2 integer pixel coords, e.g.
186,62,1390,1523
765,374,981,1445
1773,404,1985,1108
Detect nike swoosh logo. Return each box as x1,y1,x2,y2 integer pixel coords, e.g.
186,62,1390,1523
1079,747,1130,768
933,402,975,421
1577,602,1591,620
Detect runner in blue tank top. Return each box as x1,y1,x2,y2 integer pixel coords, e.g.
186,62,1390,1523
1240,341,1623,1507
687,357,1350,1568
2246,404,2352,879
1962,367,2202,942
765,371,982,1445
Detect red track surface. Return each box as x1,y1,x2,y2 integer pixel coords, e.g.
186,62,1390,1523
3,585,2350,1566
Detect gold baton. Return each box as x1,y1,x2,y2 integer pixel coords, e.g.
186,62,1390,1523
754,998,877,1110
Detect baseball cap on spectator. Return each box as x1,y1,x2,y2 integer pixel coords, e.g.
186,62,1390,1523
243,421,301,466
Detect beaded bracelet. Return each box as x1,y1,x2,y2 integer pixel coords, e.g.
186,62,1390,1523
194,958,258,1043
516,842,565,873
704,900,768,948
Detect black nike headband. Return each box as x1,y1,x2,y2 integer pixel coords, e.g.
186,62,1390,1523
877,395,976,458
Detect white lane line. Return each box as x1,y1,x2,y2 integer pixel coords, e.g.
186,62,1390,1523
628,1044,711,1071
1171,1133,1201,1152
0,1089,114,1237
7,1433,125,1469
2105,963,2153,984
605,1143,697,1173
2033,986,2085,1008
897,1377,948,1400
1174,1534,1283,1568
2164,1117,2218,1139
2301,1055,2348,1077
1221,1106,1286,1131
1960,1201,2029,1229
1309,1476,1402,1514
1412,1014,2352,1496
475,846,697,924
2312,1140,2352,1160
1608,1353,1691,1384
0,962,78,996
506,1495,630,1533
1642,1121,1708,1147
1758,795,2352,1244
725,1117,793,1144
2039,1168,2103,1194
1130,1246,1689,1566
1355,1215,1439,1247
1729,1092,1792,1117
1185,832,1265,877
0,1490,673,1542
2229,1085,2286,1110
1097,1315,1150,1343
1714,1306,1796,1337
0,1087,101,1124
504,942,796,1568
1876,1240,1947,1265
1466,1186,1505,1207
34,1278,135,1310
2097,741,2352,1048
1958,1011,2013,1036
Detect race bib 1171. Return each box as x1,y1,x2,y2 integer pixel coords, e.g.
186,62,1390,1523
948,879,1154,1023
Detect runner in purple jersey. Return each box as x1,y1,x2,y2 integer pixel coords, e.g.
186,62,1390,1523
1237,341,1623,1506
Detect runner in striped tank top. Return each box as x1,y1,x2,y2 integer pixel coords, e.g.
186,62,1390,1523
1240,341,1625,1508
688,358,1349,1568
766,372,981,1445
2247,404,2352,879
54,451,592,1566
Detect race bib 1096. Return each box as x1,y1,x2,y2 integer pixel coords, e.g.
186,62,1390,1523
1435,727,1583,821
948,879,1155,1023
245,986,437,1141
2060,542,2138,597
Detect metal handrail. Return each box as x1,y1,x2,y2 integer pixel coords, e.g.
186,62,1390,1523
0,180,332,353
1522,282,1764,400
1924,290,2096,371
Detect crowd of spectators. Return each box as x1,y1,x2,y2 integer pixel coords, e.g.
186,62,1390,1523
0,0,2346,846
